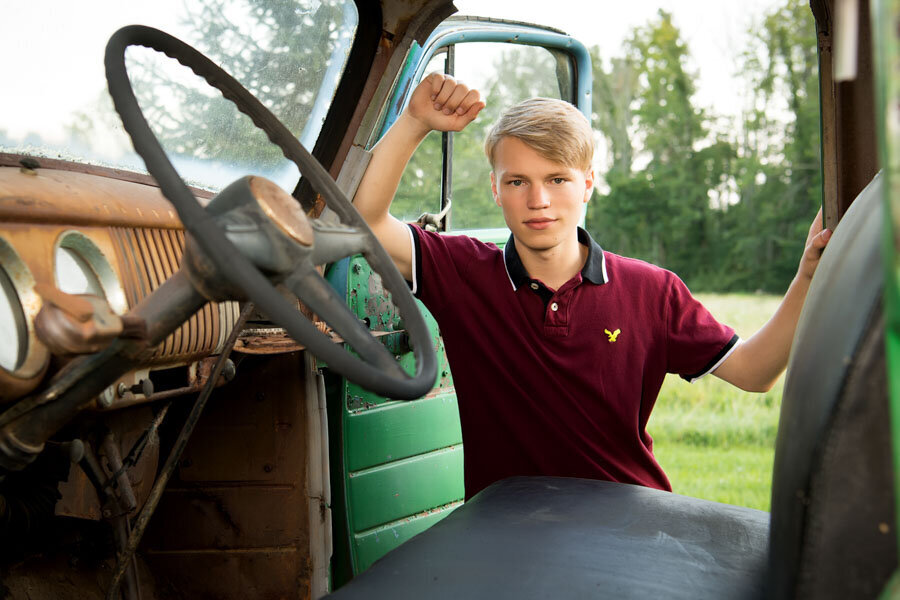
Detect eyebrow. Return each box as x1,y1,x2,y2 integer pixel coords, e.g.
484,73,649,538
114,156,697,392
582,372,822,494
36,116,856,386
503,171,571,179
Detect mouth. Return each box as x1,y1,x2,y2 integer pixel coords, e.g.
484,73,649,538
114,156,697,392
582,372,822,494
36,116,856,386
524,218,555,230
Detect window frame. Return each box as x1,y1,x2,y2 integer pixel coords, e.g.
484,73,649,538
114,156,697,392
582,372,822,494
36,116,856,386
374,17,593,240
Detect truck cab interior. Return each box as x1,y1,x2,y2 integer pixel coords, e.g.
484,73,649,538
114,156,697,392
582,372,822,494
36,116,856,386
0,0,896,598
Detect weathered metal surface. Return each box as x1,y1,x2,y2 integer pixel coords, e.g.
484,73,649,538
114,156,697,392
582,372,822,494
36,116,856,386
251,176,316,247
34,284,127,355
55,407,161,521
0,152,215,200
142,353,312,598
347,445,464,532
345,391,461,472
0,232,50,400
109,225,240,364
815,0,879,230
0,165,184,228
144,550,307,599
0,197,233,404
353,500,462,572
146,485,303,549
327,253,463,577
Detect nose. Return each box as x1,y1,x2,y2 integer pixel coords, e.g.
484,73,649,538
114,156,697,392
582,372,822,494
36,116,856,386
526,185,551,210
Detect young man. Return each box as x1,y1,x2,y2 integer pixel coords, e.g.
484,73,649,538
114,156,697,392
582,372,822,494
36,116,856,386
353,73,831,499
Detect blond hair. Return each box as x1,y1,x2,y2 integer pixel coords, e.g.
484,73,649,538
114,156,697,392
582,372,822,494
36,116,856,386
484,98,594,171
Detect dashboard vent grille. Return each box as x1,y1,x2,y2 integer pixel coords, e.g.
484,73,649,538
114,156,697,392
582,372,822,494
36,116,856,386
109,227,239,363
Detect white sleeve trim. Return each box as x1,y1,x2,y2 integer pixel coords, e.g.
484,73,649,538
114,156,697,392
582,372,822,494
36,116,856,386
687,337,743,383
407,224,418,295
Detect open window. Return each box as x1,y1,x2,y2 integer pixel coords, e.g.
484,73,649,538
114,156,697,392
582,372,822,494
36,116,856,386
378,17,592,242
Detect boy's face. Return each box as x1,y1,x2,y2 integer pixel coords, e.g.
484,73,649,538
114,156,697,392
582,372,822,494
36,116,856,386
490,136,593,254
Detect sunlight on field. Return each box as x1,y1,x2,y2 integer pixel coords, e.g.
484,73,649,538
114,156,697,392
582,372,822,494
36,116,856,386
649,293,784,511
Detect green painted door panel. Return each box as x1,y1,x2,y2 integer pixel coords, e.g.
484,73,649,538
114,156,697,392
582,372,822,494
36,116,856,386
353,501,463,572
345,392,462,472
348,445,464,531
325,255,464,579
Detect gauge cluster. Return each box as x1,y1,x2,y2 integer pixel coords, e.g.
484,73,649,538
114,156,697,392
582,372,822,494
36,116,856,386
0,236,47,394
0,160,242,405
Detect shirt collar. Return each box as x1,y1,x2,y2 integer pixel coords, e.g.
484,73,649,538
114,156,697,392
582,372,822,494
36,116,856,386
503,227,608,291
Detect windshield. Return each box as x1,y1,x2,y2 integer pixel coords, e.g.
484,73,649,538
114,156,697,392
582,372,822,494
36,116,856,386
0,0,358,191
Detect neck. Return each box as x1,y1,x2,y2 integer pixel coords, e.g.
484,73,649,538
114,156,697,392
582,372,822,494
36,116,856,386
516,233,588,290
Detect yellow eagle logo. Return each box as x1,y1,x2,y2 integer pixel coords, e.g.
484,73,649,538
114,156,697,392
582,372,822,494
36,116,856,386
605,328,621,342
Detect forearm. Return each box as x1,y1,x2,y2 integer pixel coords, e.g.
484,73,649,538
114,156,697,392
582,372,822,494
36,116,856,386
350,74,484,279
352,114,432,279
353,113,430,227
713,211,831,392
715,274,812,391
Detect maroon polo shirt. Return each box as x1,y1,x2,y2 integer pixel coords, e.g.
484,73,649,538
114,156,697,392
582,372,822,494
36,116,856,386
407,225,739,499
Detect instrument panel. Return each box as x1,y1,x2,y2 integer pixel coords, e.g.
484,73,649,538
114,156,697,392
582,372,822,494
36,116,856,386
0,157,311,405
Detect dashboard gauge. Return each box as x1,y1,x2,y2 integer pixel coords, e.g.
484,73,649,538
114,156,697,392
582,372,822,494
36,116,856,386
0,260,26,371
54,232,128,314
0,237,46,382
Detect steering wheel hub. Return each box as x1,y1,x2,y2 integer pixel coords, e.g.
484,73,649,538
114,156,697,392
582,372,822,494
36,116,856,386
249,176,315,248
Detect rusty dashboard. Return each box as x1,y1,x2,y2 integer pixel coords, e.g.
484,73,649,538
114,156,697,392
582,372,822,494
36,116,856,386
0,154,315,409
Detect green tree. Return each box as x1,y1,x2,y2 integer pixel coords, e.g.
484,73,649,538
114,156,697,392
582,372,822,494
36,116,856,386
70,0,356,184
589,10,733,283
718,0,820,292
588,1,818,294
590,51,638,179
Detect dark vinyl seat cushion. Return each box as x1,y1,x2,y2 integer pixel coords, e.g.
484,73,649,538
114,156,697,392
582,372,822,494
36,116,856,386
327,476,769,600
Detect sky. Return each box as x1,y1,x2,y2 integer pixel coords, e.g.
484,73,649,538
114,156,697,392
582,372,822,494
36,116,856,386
0,0,783,147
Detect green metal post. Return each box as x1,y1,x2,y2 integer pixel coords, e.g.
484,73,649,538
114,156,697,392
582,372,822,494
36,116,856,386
874,0,900,596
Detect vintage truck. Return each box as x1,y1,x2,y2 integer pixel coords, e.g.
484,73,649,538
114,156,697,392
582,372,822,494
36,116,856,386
0,0,896,598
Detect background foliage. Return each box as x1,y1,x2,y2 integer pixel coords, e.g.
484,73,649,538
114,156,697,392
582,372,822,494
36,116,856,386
394,0,820,294
117,0,820,294
589,0,821,293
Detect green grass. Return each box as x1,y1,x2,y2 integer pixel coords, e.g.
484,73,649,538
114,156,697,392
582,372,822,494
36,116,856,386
648,293,784,511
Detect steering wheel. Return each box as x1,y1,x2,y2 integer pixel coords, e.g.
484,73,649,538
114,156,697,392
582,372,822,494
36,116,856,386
104,26,436,400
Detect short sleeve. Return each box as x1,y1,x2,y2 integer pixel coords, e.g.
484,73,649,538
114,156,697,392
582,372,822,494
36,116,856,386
408,224,496,315
665,274,740,382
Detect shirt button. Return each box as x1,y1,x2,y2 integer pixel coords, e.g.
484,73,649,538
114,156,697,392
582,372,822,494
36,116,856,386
550,302,559,311
530,283,539,290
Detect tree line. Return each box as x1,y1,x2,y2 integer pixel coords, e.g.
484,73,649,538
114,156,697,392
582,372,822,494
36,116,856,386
394,0,819,293
587,0,820,292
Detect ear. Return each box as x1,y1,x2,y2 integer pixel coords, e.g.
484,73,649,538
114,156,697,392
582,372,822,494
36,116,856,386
583,168,595,203
491,171,501,207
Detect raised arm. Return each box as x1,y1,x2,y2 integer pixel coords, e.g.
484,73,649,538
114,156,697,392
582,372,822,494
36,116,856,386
712,209,832,391
353,73,484,279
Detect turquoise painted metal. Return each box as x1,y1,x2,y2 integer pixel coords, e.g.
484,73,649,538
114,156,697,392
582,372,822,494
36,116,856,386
873,0,900,596
378,17,593,139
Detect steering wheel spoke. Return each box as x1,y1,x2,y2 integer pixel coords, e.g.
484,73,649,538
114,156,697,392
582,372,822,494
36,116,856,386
308,221,372,266
285,267,406,378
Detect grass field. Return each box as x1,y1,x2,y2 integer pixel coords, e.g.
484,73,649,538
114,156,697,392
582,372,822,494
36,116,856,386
648,293,784,511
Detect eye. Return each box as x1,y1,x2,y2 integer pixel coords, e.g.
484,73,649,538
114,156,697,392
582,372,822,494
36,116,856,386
551,177,566,185
507,179,524,187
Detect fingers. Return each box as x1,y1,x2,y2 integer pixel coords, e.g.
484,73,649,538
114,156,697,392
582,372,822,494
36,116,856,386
806,206,823,241
797,225,832,281
429,74,482,116
805,207,830,253
406,73,484,133
808,227,832,252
